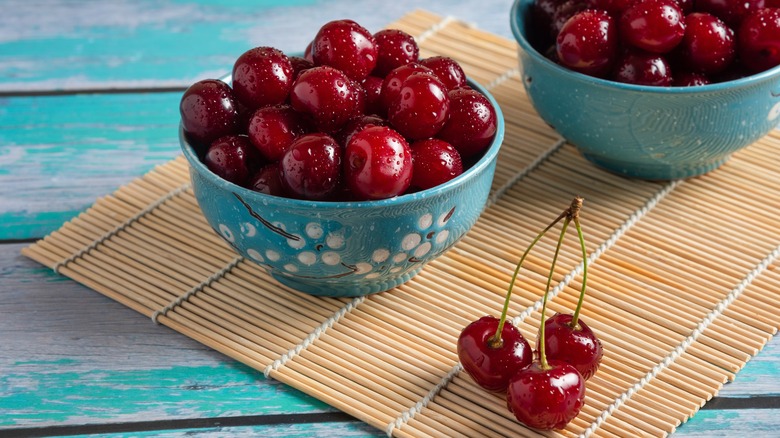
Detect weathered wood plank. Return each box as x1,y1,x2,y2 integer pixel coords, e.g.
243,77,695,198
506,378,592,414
3,239,779,437
0,93,182,240
0,243,343,428
0,0,514,92
675,409,780,437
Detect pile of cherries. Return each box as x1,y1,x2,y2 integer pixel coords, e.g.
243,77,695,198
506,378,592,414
179,19,498,201
530,0,780,86
457,197,603,430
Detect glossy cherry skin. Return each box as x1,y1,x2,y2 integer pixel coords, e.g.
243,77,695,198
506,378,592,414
675,12,735,75
387,72,451,140
372,28,420,77
410,139,463,191
379,63,435,113
247,104,311,162
586,0,635,15
232,46,294,110
180,79,241,150
288,55,315,78
279,133,342,200
436,87,497,159
312,19,378,81
419,56,468,90
737,7,780,74
552,0,589,37
506,360,586,430
290,66,363,133
344,125,412,200
335,114,386,147
556,9,618,77
673,70,711,86
619,0,686,54
695,0,765,28
361,75,385,115
539,313,603,381
204,135,259,187
457,315,533,392
612,49,673,86
250,163,287,197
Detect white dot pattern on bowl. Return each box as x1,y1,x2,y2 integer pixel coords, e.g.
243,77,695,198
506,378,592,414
219,205,457,283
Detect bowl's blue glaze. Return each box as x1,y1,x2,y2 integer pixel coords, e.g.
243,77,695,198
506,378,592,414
511,0,780,180
180,79,504,297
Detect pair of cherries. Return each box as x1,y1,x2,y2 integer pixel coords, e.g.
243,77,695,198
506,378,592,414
457,197,603,430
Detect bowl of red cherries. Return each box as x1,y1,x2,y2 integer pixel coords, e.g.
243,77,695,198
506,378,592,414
511,0,780,180
179,19,503,297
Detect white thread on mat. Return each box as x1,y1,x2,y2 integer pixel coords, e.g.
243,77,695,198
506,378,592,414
512,179,682,324
263,296,366,378
52,182,192,274
415,16,472,43
488,137,566,207
579,241,780,438
151,256,244,324
259,14,468,382
386,363,464,437
387,179,682,437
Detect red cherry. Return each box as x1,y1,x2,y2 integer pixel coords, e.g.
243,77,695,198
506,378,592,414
675,12,735,75
312,19,378,81
695,0,765,28
250,163,287,197
539,312,603,380
551,0,590,37
436,87,498,159
204,135,259,187
361,75,385,115
673,70,711,86
585,0,635,16
506,360,586,430
612,49,673,86
387,72,451,140
457,315,533,392
619,0,686,54
556,9,618,77
247,104,311,162
290,65,363,133
179,79,241,150
288,55,315,78
344,125,412,200
335,114,386,147
419,56,468,90
279,133,342,200
379,63,435,113
737,7,780,74
675,0,694,14
372,28,420,77
410,139,464,190
232,46,294,110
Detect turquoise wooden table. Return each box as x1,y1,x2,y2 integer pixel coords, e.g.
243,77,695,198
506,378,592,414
2,1,779,437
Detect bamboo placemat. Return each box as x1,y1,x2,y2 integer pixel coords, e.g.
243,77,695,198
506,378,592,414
23,10,780,438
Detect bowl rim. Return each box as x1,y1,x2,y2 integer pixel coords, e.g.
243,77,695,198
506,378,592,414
509,0,780,95
180,75,506,209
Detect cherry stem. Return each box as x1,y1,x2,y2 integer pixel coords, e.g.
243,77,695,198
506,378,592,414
570,215,588,328
489,209,568,349
539,214,571,370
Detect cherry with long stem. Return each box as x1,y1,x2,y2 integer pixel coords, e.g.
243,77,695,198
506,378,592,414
507,197,586,430
540,198,603,380
457,199,571,392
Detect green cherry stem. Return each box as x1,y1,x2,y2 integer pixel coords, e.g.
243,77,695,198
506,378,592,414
570,214,588,328
538,213,571,370
489,209,568,349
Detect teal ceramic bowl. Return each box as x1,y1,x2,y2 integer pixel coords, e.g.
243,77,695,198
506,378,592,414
510,0,780,180
180,78,504,297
